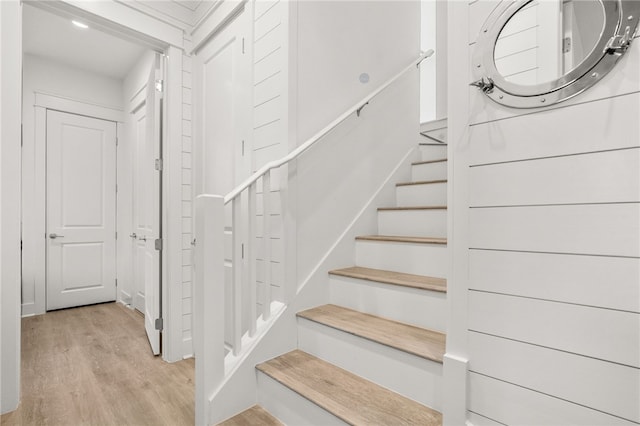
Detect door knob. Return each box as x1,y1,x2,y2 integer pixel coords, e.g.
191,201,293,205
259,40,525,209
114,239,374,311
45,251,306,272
129,233,137,238
139,236,147,241
49,233,65,239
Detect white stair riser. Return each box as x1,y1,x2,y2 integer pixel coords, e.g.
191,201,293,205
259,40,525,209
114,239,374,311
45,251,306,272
396,183,447,207
257,372,347,426
378,209,447,238
356,240,448,278
419,144,447,161
297,318,444,411
329,276,447,332
412,161,447,182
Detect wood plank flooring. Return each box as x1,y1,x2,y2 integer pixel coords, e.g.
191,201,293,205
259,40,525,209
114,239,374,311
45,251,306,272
257,350,442,426
0,303,194,426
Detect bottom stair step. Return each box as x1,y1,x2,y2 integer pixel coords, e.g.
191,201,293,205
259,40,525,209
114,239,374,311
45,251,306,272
217,405,283,426
256,350,442,426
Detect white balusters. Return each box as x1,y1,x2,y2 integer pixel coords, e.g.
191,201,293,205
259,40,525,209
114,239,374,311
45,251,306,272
248,183,257,337
262,171,272,320
231,196,242,356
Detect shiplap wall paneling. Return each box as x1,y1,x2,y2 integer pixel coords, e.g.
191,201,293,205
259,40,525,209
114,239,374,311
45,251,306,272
469,332,640,422
465,1,640,423
469,148,640,206
469,250,640,313
182,35,194,358
469,203,639,257
252,0,286,306
468,291,639,367
469,373,638,426
468,93,640,165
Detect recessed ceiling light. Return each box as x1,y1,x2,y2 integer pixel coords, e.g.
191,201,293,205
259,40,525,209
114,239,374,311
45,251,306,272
72,20,89,29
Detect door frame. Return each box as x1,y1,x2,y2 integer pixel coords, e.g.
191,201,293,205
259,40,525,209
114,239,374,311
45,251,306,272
17,3,186,363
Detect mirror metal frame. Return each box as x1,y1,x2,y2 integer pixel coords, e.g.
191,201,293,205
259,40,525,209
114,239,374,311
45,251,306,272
472,0,640,108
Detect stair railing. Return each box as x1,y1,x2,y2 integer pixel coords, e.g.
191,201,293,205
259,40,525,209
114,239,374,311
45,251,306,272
194,49,434,425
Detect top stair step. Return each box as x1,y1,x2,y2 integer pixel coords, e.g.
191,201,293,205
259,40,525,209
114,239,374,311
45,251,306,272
217,405,283,426
397,179,447,187
297,304,446,363
256,349,442,426
412,158,447,166
329,266,446,293
356,235,447,245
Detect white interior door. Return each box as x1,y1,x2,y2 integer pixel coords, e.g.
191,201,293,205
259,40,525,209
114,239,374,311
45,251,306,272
195,7,251,196
132,105,148,314
142,55,163,356
46,110,117,311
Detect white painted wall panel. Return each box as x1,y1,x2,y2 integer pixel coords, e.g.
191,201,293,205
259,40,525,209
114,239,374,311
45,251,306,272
468,93,640,166
469,148,640,206
469,204,640,257
462,1,640,423
469,373,638,426
469,250,640,313
469,333,640,422
468,291,640,367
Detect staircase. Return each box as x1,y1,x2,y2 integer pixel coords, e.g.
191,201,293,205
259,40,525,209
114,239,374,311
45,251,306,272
218,141,448,425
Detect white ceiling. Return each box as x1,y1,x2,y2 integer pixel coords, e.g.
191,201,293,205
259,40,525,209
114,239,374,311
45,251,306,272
23,4,148,80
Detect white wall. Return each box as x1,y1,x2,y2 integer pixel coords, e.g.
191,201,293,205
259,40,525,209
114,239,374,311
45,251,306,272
294,0,421,284
450,1,640,424
1,0,22,414
21,54,124,317
421,0,437,122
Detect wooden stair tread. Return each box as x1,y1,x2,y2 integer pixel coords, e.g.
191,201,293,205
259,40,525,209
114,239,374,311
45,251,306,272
397,179,447,187
356,235,447,245
329,266,446,293
412,158,447,166
256,350,442,426
378,205,446,211
218,405,283,426
297,304,445,362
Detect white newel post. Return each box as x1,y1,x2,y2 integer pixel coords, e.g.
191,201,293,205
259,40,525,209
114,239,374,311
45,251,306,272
194,195,225,426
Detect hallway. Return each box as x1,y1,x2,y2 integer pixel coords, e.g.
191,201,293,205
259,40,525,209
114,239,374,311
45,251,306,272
0,303,194,426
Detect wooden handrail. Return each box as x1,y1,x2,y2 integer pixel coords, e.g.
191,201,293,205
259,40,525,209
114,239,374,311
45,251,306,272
223,49,434,205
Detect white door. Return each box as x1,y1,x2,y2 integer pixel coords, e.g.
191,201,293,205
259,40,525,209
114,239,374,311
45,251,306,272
46,110,117,311
195,7,251,196
142,56,163,355
132,105,148,314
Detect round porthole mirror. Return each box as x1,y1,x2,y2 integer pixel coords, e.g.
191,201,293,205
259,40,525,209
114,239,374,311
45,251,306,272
472,0,640,108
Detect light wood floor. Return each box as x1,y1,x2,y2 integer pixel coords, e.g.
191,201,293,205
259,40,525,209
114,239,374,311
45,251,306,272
0,303,195,426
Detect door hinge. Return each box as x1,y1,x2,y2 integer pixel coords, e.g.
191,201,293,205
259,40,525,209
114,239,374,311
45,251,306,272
155,318,163,331
116,137,119,146
563,37,572,53
154,238,163,251
242,37,245,54
241,243,244,259
155,79,164,93
115,232,118,240
21,124,23,147
155,159,163,171
115,278,118,287
242,140,245,156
